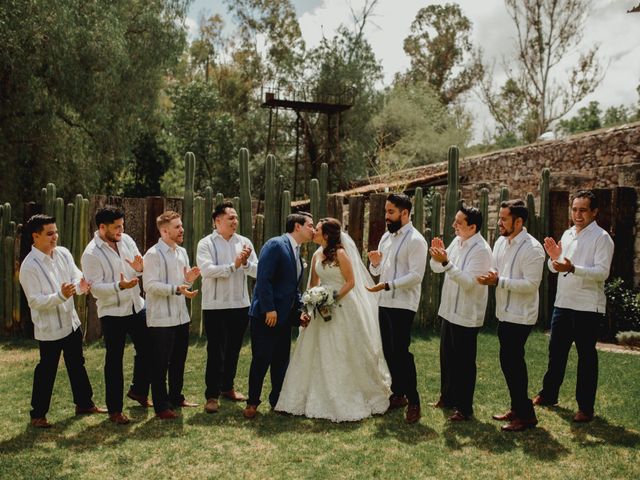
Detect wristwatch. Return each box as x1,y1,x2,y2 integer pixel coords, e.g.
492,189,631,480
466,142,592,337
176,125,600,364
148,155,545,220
442,261,449,267
175,287,182,296
384,282,390,291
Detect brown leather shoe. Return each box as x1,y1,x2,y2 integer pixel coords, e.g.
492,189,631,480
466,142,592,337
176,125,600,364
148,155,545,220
388,396,409,410
178,400,199,408
532,395,556,406
156,409,179,420
492,410,515,421
204,398,219,414
127,390,152,407
405,404,421,424
221,389,247,402
75,405,108,415
243,404,258,419
448,410,470,422
501,416,538,431
30,417,52,428
109,412,131,425
573,410,594,423
431,398,452,409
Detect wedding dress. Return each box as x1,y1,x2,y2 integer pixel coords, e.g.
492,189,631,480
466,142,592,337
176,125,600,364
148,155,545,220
275,233,391,422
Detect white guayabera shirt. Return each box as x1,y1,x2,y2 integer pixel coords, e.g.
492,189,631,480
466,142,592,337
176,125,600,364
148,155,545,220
19,246,84,341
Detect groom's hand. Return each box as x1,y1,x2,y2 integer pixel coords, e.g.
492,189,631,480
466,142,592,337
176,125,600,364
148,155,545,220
265,311,277,327
365,282,385,293
367,250,382,267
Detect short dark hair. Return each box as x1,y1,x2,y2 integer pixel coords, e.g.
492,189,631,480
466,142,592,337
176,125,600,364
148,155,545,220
572,190,598,210
212,202,235,222
25,214,55,240
95,205,124,227
501,199,528,223
386,193,412,214
458,205,483,233
285,212,312,233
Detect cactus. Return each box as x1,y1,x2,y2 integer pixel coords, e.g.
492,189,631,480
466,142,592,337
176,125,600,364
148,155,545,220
526,192,538,239
443,146,459,246
204,187,213,230
264,154,278,240
183,152,195,263
479,188,489,241
319,163,328,219
233,196,240,211
191,196,205,336
309,178,320,224
4,236,14,328
2,203,11,237
254,214,265,254
55,197,65,244
215,193,224,207
238,148,253,239
422,227,433,327
72,194,83,265
281,190,291,234
431,192,441,238
413,187,424,234
63,203,74,249
40,188,47,214
45,183,56,216
276,175,285,232
493,187,509,247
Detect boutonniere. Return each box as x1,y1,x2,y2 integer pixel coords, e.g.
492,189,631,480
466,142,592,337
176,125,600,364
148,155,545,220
302,259,308,269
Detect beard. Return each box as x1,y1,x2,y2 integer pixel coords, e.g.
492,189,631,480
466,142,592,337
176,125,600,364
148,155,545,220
386,219,402,234
500,226,514,237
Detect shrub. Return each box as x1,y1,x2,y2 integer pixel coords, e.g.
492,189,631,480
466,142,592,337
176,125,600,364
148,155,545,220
605,278,640,336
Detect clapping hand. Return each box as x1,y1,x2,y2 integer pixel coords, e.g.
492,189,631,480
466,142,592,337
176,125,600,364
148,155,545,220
177,285,199,299
119,272,139,290
552,257,573,273
78,278,91,294
367,250,382,267
125,255,144,272
234,245,253,269
61,282,76,298
543,237,562,260
183,266,201,283
429,237,448,263
477,270,498,286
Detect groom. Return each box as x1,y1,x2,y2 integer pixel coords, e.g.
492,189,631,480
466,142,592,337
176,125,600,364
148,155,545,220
243,212,315,419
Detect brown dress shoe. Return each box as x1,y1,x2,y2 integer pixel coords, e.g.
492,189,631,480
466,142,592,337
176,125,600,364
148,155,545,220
405,404,421,424
532,395,556,406
492,410,515,421
573,410,594,423
431,398,452,409
501,416,538,432
156,409,179,420
75,405,108,415
448,410,470,422
178,400,199,408
221,389,247,402
243,404,258,419
127,390,152,407
205,398,220,414
109,412,131,425
31,417,52,428
388,396,409,410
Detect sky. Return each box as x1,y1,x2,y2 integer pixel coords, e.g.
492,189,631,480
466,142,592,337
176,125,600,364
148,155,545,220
188,1,640,141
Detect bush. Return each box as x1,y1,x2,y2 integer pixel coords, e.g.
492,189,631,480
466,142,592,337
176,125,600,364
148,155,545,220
615,331,640,348
605,278,640,336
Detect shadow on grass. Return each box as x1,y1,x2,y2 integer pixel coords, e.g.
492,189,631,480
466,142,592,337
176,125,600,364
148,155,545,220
547,405,640,448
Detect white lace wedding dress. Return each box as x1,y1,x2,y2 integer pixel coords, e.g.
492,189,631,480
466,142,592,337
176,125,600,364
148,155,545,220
275,243,391,422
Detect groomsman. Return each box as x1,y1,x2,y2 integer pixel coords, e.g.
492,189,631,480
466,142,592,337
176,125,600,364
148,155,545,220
429,205,492,421
81,206,152,425
20,214,106,428
477,200,545,431
367,193,428,424
143,211,201,419
197,202,257,414
534,190,614,422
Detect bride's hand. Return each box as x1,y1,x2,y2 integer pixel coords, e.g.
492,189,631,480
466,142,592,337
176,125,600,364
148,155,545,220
300,312,311,327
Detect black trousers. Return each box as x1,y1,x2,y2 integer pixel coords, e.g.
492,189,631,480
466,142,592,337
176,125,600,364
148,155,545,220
379,307,420,406
31,327,95,419
498,321,535,419
247,316,292,408
204,307,249,399
439,317,480,416
149,323,190,413
538,307,601,415
101,308,151,414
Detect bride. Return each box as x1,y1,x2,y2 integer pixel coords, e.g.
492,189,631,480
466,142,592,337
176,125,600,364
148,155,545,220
275,218,391,422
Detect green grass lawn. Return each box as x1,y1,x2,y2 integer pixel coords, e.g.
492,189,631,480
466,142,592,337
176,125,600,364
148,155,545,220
1,329,638,480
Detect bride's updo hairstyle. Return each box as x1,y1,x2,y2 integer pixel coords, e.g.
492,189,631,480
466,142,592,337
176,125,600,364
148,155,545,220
319,218,343,266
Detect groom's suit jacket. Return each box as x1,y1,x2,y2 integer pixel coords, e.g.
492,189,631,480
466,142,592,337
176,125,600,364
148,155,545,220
249,234,304,327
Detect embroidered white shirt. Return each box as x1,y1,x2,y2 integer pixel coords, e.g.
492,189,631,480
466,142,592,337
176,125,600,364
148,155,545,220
430,232,493,327
493,229,545,325
197,231,258,310
81,231,144,318
549,220,614,313
369,222,428,312
142,239,192,327
19,246,83,341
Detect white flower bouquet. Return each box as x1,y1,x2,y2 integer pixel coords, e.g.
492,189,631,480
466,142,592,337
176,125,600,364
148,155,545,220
302,285,337,321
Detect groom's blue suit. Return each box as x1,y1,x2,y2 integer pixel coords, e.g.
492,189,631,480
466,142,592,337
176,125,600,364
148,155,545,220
247,234,304,407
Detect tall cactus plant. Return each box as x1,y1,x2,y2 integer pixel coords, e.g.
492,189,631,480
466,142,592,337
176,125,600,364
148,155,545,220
526,192,538,239
413,187,424,234
281,190,291,234
309,178,320,224
45,183,56,216
238,148,253,239
431,192,441,238
204,187,213,229
183,152,195,263
479,188,489,241
443,146,459,246
54,197,65,243
191,196,205,335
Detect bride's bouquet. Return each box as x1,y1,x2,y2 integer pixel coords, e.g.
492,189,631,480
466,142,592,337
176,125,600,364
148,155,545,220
302,285,337,322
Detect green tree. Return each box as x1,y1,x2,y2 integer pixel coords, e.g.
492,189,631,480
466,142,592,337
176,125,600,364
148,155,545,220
401,3,483,105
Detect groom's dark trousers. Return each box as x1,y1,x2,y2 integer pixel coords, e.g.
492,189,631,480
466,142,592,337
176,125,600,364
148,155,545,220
247,316,292,407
